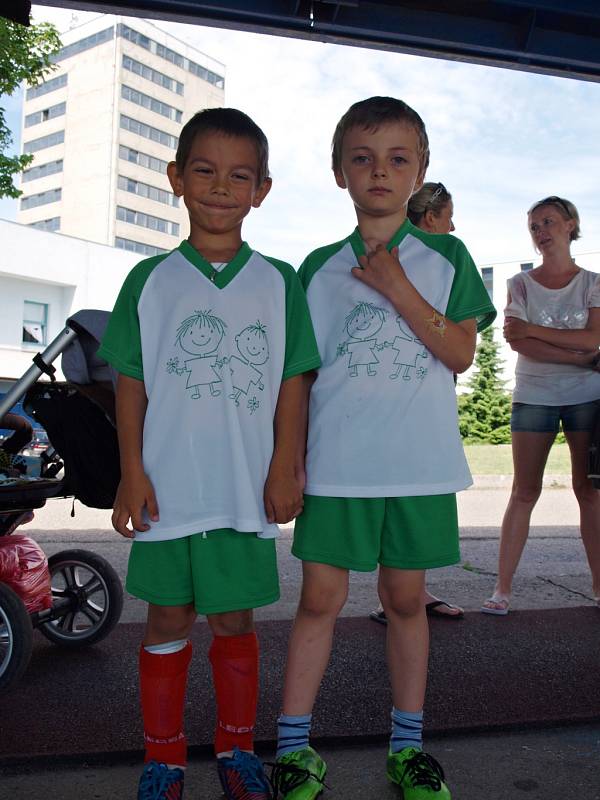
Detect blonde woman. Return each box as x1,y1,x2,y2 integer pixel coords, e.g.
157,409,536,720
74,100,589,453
482,196,600,615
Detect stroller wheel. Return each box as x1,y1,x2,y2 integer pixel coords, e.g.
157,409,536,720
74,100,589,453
39,549,123,648
0,582,33,693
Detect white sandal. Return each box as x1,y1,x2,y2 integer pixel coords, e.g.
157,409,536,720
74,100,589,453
481,593,510,616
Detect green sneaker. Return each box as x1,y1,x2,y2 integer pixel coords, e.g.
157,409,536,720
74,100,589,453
270,747,327,799
387,747,451,799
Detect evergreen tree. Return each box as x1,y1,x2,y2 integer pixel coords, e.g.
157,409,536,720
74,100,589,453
0,16,61,198
458,326,512,443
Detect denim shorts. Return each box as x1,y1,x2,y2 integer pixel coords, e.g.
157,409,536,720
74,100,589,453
511,400,600,433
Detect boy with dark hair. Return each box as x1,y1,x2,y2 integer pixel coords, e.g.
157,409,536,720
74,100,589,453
272,97,496,799
99,107,320,800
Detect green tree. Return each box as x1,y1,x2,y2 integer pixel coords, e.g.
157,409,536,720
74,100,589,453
458,325,512,444
0,17,62,198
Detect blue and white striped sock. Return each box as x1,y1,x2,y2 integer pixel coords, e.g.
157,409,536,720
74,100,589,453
276,713,312,758
390,707,423,753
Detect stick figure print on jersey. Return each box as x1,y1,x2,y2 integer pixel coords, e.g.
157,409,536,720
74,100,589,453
172,309,227,399
337,301,388,377
227,321,270,407
389,315,428,381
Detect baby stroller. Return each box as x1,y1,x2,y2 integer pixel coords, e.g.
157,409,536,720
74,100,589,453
0,311,123,692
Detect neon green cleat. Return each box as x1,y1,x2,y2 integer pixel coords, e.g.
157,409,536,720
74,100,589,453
270,747,327,799
387,747,451,799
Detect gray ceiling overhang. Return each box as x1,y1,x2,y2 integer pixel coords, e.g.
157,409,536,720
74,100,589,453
33,0,600,83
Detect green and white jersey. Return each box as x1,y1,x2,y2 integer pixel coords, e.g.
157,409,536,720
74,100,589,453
99,240,320,542
299,220,496,498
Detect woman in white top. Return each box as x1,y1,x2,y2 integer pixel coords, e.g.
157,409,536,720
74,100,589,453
482,196,600,614
370,182,465,623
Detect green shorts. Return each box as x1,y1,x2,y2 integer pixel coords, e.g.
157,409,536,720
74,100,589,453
126,528,279,615
292,494,460,571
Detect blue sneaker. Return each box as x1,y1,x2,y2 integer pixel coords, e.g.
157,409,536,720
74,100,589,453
138,760,184,800
217,746,273,799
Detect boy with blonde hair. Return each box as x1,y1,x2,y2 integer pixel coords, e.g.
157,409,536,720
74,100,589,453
272,97,496,799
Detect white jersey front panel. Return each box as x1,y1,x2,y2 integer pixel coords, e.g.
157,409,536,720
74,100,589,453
304,234,473,497
138,249,285,539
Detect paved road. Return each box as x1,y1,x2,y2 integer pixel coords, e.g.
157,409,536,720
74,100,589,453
3,726,600,800
25,480,596,622
3,479,599,800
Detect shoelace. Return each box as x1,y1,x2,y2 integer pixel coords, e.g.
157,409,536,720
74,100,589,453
267,761,328,800
138,763,182,800
400,751,445,790
222,751,272,796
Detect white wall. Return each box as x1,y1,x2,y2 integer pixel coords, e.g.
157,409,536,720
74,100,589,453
0,219,138,381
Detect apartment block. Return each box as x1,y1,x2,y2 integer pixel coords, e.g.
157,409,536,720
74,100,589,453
17,15,225,254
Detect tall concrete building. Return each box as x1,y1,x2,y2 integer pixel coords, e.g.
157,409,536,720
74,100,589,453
16,15,225,255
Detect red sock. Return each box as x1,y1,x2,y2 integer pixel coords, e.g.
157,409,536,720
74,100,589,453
209,632,259,755
139,641,192,766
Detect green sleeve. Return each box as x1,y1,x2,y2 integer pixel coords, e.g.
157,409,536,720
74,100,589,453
445,240,497,332
264,256,321,380
297,239,347,293
97,254,164,380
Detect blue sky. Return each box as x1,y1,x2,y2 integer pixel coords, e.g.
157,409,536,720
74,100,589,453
3,5,600,271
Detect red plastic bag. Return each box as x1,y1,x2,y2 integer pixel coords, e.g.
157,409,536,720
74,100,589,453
0,535,52,613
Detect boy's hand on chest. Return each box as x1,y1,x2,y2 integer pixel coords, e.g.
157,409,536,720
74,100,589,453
353,243,408,305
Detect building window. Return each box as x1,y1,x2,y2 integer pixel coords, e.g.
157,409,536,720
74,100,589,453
22,159,63,182
122,55,184,95
118,23,225,89
481,267,494,299
118,174,179,207
20,187,62,210
22,301,48,346
24,101,66,128
119,145,169,174
23,130,64,154
54,26,114,62
520,262,534,272
26,73,67,100
155,41,186,69
187,59,225,89
27,217,60,232
115,237,168,256
121,84,182,123
120,115,178,150
117,205,179,236
118,24,152,53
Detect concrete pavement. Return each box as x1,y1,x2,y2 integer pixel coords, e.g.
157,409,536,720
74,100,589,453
1,478,600,799
24,478,597,621
3,726,600,800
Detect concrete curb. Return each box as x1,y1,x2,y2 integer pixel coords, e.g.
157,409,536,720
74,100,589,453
471,474,570,489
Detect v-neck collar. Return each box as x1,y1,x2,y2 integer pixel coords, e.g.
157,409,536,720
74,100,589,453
178,240,253,289
349,217,413,260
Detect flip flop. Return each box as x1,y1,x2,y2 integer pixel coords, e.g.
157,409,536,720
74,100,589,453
481,595,510,616
426,600,464,619
369,609,387,625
